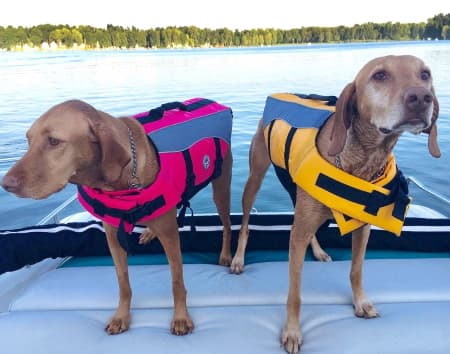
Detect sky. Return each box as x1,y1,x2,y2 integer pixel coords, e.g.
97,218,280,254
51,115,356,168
0,0,449,30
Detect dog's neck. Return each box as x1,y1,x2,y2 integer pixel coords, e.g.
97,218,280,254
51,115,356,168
322,115,400,181
119,118,160,189
99,118,160,191
69,117,160,191
338,118,399,180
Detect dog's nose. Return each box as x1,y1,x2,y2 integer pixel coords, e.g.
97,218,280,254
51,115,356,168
1,174,20,193
404,87,433,112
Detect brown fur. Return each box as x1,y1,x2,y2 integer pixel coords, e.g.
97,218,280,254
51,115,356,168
1,100,233,335
230,55,440,353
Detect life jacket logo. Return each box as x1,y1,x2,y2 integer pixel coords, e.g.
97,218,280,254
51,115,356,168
203,155,210,169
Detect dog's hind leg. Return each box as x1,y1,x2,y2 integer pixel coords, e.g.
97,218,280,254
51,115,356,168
230,121,271,274
310,234,332,262
350,224,379,318
212,151,233,266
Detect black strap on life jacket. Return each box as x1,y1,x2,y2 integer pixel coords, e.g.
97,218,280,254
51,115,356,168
273,165,297,206
284,127,297,173
212,137,224,179
77,186,166,252
267,120,276,163
294,93,338,106
136,99,215,125
315,170,410,221
177,149,196,231
177,137,224,231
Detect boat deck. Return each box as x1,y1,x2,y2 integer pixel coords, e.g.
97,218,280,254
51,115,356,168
1,208,450,353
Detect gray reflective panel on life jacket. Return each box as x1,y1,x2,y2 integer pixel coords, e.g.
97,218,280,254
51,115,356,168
149,109,232,153
262,95,333,129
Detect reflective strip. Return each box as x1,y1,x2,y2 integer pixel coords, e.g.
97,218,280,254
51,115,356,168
149,109,232,152
262,94,334,129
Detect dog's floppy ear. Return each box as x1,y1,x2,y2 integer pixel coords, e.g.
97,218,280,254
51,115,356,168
422,89,441,158
328,82,356,156
89,110,130,183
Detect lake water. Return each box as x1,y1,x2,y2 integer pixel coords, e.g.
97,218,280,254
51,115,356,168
0,41,449,229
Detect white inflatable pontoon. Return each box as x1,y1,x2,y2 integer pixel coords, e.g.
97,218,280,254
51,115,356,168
0,180,449,354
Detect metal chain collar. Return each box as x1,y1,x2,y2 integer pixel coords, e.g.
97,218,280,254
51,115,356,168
127,127,142,189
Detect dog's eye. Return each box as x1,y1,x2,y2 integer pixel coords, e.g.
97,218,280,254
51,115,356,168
420,70,431,81
372,71,388,81
48,137,60,146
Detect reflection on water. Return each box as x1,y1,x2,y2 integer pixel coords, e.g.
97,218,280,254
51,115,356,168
0,41,449,228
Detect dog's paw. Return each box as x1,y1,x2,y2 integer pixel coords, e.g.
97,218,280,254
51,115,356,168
313,249,332,262
219,251,232,267
139,227,157,245
171,316,194,336
354,300,380,318
281,326,302,354
105,313,131,335
230,256,245,274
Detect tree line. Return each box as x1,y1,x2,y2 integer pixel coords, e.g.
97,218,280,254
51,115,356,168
1,13,449,50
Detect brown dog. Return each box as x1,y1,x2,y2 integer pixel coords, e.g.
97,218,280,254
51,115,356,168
1,100,233,336
232,55,440,353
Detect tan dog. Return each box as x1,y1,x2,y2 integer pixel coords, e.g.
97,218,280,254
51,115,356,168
1,100,233,336
231,55,440,353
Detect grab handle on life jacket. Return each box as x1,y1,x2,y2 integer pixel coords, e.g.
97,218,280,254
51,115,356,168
294,94,338,106
141,99,215,123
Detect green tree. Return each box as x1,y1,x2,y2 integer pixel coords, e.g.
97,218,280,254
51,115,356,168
409,23,425,40
28,27,43,46
107,25,128,48
424,13,450,39
0,26,25,48
147,29,161,48
0,13,449,50
71,28,83,46
34,24,57,43
15,26,28,46
442,25,450,39
49,27,81,47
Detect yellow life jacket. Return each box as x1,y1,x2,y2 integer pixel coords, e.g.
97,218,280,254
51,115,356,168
263,93,411,236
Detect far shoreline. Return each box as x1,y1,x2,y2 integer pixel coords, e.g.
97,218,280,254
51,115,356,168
1,15,448,52
1,38,446,53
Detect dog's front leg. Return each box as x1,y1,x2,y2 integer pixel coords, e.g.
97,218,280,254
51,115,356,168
147,208,194,335
282,218,312,354
282,193,329,354
103,222,132,334
351,224,379,318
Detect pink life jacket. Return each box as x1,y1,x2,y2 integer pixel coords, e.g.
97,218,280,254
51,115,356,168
77,98,232,240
